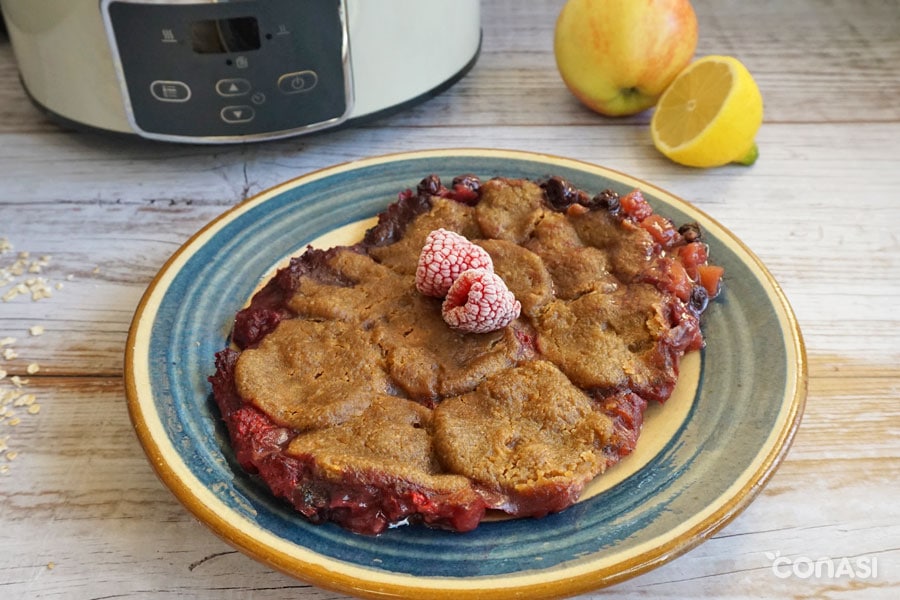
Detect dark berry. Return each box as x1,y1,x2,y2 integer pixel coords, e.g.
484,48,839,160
452,174,481,194
689,285,709,314
541,176,577,210
417,174,443,197
588,189,621,213
448,174,482,205
679,222,703,243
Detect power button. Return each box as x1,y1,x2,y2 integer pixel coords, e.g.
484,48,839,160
277,70,319,94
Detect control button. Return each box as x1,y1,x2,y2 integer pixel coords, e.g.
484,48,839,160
216,78,251,97
150,80,191,102
277,70,318,94
160,28,177,44
220,106,255,123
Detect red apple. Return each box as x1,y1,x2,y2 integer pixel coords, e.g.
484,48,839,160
554,0,698,117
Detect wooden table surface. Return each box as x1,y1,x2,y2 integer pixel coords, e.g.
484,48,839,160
1,1,898,598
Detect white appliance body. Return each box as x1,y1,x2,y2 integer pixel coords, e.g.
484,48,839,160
0,0,481,143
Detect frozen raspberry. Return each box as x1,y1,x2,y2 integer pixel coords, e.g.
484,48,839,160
416,229,494,297
442,268,521,334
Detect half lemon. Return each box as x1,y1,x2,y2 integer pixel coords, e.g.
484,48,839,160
651,55,763,168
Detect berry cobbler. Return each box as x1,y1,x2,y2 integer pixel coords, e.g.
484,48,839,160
209,174,723,535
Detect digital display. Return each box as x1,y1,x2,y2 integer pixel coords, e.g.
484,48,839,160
191,16,261,54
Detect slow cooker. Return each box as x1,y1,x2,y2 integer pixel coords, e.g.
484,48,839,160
0,0,481,143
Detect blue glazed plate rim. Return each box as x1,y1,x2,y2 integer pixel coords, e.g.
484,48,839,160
124,149,807,600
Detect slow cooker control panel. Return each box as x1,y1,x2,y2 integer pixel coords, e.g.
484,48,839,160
103,0,351,141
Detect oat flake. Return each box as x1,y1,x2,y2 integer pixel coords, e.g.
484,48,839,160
0,241,63,475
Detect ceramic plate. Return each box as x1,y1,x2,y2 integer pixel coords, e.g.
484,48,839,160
125,149,806,599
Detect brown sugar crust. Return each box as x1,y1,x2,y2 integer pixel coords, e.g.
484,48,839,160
570,209,657,282
432,360,614,517
477,238,554,318
525,210,620,300
535,285,678,401
234,318,390,431
287,395,476,496
474,178,546,242
210,175,714,535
